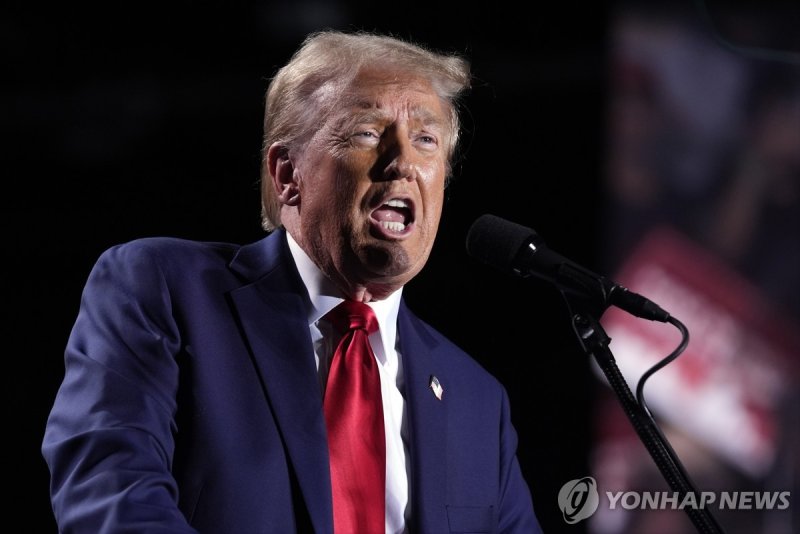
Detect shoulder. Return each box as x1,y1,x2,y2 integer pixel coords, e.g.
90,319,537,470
94,237,239,274
101,236,239,262
84,237,249,296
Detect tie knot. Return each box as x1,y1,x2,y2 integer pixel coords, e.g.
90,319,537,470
326,300,378,335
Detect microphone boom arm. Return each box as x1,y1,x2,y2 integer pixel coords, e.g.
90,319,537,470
562,294,726,534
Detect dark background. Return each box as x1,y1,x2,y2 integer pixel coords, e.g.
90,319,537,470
7,1,782,532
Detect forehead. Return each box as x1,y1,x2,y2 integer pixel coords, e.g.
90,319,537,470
333,67,448,122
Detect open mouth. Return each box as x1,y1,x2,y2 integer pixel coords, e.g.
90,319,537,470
370,198,414,236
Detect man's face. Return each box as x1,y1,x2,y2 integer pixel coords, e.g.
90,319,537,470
289,67,451,300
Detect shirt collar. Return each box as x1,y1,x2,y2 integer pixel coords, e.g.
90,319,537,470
286,232,402,358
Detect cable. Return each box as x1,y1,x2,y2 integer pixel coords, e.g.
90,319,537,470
635,315,703,495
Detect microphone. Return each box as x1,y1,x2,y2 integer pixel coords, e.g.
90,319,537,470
465,214,670,322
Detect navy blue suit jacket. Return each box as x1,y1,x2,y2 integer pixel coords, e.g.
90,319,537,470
43,229,542,533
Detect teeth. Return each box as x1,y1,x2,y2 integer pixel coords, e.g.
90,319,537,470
381,221,406,232
385,199,409,208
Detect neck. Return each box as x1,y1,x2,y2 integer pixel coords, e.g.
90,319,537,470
337,281,399,303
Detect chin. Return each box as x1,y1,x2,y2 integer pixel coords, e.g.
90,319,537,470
359,243,412,275
365,245,432,286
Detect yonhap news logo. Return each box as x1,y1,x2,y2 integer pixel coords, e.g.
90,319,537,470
557,476,792,525
558,477,600,524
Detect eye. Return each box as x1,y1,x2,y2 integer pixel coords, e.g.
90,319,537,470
418,134,437,144
414,133,439,152
350,129,381,147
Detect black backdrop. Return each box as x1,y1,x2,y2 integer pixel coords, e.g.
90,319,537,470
5,2,610,532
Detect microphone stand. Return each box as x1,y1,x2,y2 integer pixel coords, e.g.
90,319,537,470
561,292,726,534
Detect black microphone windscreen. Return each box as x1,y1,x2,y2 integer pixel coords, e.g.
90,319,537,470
465,214,536,271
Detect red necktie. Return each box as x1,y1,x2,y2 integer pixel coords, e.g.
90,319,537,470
323,300,386,534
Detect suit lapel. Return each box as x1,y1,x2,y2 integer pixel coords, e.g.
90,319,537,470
228,230,332,533
398,303,448,531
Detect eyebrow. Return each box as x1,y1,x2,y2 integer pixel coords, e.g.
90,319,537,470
338,104,447,133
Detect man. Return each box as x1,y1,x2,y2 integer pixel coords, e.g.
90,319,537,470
43,30,542,533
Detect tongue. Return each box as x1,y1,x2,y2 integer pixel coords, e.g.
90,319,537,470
372,206,405,223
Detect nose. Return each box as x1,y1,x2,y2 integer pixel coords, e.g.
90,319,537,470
380,134,417,182
384,157,414,181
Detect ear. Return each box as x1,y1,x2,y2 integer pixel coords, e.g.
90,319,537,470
266,143,300,206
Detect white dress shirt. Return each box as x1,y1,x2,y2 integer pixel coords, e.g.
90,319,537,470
286,234,410,534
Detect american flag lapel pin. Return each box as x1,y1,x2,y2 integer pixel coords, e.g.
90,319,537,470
429,375,443,401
